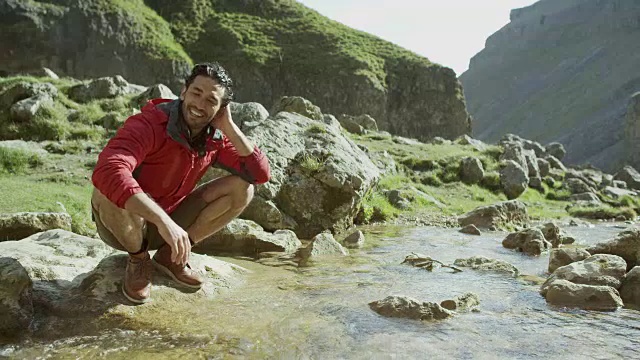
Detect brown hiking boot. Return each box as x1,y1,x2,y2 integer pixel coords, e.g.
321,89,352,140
123,252,152,304
152,245,203,289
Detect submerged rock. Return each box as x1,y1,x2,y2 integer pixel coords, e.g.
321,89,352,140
453,256,519,277
542,280,623,311
440,292,480,312
342,230,365,249
301,232,349,258
369,295,453,321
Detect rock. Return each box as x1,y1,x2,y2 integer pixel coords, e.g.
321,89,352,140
386,189,410,209
502,228,551,256
338,116,365,134
500,160,529,199
587,229,640,270
100,112,125,130
321,114,341,129
545,155,567,171
537,222,561,247
431,137,451,145
0,230,245,319
542,280,623,311
548,168,565,181
440,292,480,312
239,197,297,232
338,114,378,131
603,186,637,199
68,76,131,103
198,219,301,256
614,166,640,191
523,149,540,178
541,254,627,293
613,180,628,189
243,111,380,238
368,151,398,175
130,84,176,109
460,157,484,184
230,102,270,130
458,200,529,230
545,142,566,161
456,135,488,151
0,257,33,337
342,230,365,249
369,295,453,321
548,248,591,273
0,82,58,109
619,266,640,308
453,256,519,277
523,140,546,157
272,96,322,120
0,212,72,241
600,174,614,189
499,142,528,170
301,232,348,258
537,158,551,177
529,176,543,191
564,178,594,195
40,67,59,79
10,94,54,122
569,192,601,204
459,224,481,235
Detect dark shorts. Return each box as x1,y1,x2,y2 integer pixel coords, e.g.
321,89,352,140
91,186,210,251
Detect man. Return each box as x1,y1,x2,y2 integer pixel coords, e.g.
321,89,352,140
91,62,270,304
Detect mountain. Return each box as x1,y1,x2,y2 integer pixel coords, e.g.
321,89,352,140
0,0,470,141
460,0,640,172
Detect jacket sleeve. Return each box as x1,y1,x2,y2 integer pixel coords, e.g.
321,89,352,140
214,137,271,185
92,114,156,208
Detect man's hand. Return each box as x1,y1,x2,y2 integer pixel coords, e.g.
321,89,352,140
157,219,191,265
211,105,234,132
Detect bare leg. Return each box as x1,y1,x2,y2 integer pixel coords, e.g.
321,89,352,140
187,175,254,243
91,188,146,253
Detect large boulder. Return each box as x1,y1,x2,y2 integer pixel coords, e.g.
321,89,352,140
613,166,640,191
603,186,637,199
499,141,528,170
9,93,55,123
0,81,58,109
239,197,297,232
242,111,380,238
271,96,323,121
0,257,33,337
197,219,301,256
564,178,594,195
230,102,270,130
368,295,453,321
541,254,627,293
587,229,640,270
545,155,567,172
537,158,551,177
130,84,176,109
548,248,593,273
569,192,601,204
458,200,529,230
68,76,133,103
502,228,551,256
545,142,566,161
0,212,72,241
500,160,529,199
337,114,378,132
0,230,245,321
459,157,484,184
542,280,623,311
620,266,640,308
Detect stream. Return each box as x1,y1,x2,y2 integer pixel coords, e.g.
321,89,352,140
2,223,640,359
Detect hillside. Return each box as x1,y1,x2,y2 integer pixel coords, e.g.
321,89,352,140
0,0,470,141
460,0,640,172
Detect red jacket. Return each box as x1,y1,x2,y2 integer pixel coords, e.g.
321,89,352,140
92,99,270,214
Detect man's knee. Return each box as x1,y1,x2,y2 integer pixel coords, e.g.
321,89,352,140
231,177,254,211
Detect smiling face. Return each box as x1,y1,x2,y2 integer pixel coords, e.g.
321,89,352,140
179,75,226,136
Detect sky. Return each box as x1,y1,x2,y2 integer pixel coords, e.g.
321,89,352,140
297,0,539,76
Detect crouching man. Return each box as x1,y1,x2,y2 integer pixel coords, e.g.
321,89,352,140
90,63,270,303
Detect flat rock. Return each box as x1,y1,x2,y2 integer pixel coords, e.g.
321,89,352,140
453,256,519,277
542,279,623,311
0,212,72,241
548,248,591,273
541,254,627,294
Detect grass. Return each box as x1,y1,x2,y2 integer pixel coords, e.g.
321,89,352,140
0,175,95,236
305,123,328,135
0,147,43,174
568,205,637,221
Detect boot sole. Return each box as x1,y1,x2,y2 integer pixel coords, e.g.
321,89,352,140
152,259,203,289
122,284,150,304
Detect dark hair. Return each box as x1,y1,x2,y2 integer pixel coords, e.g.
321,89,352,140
184,62,234,106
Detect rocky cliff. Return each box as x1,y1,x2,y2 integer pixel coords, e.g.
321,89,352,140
460,0,640,172
0,0,470,141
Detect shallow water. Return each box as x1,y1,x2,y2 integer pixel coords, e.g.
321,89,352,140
3,223,640,359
